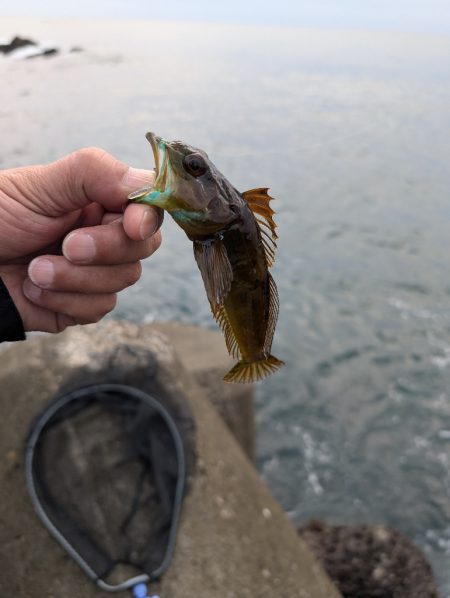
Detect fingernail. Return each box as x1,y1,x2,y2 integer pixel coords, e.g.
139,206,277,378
63,232,96,263
139,208,159,240
29,258,54,288
122,167,155,191
23,279,42,302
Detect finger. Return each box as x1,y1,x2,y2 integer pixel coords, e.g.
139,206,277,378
80,202,105,227
5,149,155,216
123,203,164,241
62,221,162,265
28,256,142,293
102,213,122,226
23,278,117,322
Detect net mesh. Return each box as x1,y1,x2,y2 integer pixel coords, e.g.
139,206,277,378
28,386,186,583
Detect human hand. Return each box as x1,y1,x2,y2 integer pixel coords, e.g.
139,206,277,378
0,148,161,333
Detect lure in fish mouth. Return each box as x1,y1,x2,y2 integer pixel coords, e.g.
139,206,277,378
129,132,284,383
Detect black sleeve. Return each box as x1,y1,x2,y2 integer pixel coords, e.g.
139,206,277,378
0,278,25,342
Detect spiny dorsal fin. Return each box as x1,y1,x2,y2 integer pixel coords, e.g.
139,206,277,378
193,239,233,309
242,188,278,268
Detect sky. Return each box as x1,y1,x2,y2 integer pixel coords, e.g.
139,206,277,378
2,0,450,34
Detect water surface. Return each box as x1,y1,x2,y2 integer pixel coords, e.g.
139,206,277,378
2,17,450,594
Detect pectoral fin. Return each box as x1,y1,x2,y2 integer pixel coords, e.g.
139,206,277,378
193,239,233,309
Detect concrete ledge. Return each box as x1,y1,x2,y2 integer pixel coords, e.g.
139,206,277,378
152,321,255,461
0,320,341,598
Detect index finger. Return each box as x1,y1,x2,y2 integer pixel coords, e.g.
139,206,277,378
63,220,162,265
122,203,164,241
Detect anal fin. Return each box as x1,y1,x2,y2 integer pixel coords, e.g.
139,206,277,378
213,303,240,359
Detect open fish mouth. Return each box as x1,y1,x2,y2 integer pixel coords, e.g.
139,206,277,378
146,131,168,192
127,132,170,204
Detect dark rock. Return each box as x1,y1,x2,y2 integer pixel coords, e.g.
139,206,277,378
27,47,58,59
299,520,441,598
0,35,59,59
0,36,36,54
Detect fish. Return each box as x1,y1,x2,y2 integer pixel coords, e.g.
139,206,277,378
128,132,284,383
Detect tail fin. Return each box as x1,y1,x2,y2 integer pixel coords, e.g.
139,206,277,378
223,355,285,384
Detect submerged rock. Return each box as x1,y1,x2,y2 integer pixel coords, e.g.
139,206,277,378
0,35,36,53
299,520,440,598
0,35,58,59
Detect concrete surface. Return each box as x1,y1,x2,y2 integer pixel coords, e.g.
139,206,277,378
152,321,255,461
0,320,341,598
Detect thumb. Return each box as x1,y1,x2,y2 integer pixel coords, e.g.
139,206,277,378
6,147,154,217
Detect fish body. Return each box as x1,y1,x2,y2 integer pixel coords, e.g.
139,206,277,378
129,133,284,383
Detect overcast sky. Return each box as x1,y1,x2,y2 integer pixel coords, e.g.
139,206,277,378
2,0,450,34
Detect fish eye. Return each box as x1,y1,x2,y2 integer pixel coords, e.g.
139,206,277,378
183,153,207,178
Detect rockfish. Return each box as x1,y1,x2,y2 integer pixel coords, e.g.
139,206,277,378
129,133,284,383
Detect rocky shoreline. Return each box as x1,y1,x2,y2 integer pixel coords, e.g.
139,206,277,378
300,520,440,598
0,34,82,59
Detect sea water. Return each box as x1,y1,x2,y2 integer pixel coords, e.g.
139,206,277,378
1,17,450,594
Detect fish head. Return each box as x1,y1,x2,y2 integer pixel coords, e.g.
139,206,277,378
129,132,241,238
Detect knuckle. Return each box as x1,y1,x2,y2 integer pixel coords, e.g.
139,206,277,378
147,230,162,255
55,313,76,333
124,262,142,287
72,147,110,167
93,294,117,320
85,310,103,324
55,313,68,333
59,293,117,325
107,293,118,312
67,147,112,193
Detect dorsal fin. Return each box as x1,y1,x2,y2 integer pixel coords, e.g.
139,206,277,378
242,188,278,268
193,239,233,309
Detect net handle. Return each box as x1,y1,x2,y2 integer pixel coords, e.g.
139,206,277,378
132,582,160,598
